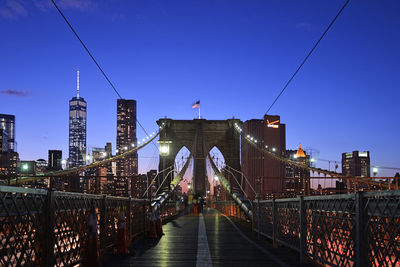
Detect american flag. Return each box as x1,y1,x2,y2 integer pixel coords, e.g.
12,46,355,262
192,100,200,108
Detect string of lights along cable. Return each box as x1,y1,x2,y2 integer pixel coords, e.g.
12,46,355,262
265,0,350,115
232,122,389,189
50,0,157,149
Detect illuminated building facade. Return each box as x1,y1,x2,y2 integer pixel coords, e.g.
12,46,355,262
68,72,87,168
92,147,106,162
116,99,138,196
36,159,48,173
131,174,147,198
342,151,370,192
242,115,286,199
0,151,19,180
0,114,15,151
0,129,8,152
342,151,371,177
285,145,311,196
48,150,62,171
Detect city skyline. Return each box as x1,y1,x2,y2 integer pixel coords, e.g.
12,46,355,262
0,0,399,176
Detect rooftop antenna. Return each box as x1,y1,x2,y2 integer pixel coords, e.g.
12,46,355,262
76,70,80,98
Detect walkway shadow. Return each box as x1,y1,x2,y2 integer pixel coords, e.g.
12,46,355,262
170,220,182,228
130,236,161,257
102,236,162,266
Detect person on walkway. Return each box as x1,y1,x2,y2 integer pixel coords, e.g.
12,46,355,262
175,197,181,213
188,193,194,214
84,205,100,267
198,196,203,213
193,195,198,214
116,207,129,254
183,193,188,214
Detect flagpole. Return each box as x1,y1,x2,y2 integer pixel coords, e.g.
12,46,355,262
198,106,200,119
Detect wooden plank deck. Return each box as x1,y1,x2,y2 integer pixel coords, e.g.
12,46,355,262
104,209,303,267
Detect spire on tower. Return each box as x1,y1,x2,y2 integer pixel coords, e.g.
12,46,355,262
77,70,80,98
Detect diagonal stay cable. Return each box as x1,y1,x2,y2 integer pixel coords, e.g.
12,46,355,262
265,0,350,115
51,0,122,99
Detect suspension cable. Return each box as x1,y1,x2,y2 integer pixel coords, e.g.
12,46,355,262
142,165,173,198
226,165,257,196
265,0,350,114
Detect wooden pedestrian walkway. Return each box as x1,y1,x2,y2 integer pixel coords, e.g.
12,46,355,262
104,209,303,267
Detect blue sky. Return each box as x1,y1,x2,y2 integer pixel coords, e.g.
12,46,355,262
1,0,399,176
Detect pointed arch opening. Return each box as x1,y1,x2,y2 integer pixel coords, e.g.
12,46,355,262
207,146,228,199
174,146,193,194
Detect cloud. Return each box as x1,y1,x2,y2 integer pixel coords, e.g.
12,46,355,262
296,22,313,31
0,89,32,97
33,0,96,12
0,0,27,19
1,0,96,19
58,0,95,11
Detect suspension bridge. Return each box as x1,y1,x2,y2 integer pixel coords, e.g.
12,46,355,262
1,117,399,267
1,0,399,266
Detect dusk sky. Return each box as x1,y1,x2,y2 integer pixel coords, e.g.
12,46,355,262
1,0,399,177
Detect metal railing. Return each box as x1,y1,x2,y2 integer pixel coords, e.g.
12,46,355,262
0,186,179,267
212,201,249,221
252,191,400,267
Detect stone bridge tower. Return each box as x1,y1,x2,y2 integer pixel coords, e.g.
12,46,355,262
157,118,242,195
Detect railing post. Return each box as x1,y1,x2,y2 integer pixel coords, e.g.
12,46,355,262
127,197,132,242
143,201,148,235
43,189,55,267
272,198,278,248
355,192,367,267
257,198,260,238
299,196,307,263
100,195,107,252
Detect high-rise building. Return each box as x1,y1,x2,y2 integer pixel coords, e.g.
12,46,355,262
116,99,138,196
0,151,19,181
105,142,112,157
241,115,286,199
285,145,311,196
342,151,370,177
92,147,106,162
48,150,62,171
131,174,147,198
342,151,370,193
0,129,8,152
69,71,87,168
36,159,47,173
0,114,15,151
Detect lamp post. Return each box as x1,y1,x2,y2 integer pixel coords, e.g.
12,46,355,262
158,140,172,189
373,167,378,177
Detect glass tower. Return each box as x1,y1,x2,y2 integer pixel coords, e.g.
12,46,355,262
68,71,87,168
116,99,138,196
0,114,15,151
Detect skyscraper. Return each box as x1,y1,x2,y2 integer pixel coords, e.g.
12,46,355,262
116,99,138,196
0,129,8,152
0,114,15,151
68,71,87,168
48,150,62,171
342,151,371,177
241,115,286,199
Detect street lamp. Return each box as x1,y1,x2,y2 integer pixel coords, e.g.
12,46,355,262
158,140,172,156
373,167,378,177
